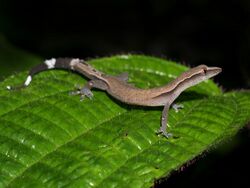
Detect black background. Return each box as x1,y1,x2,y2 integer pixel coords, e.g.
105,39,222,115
0,0,249,187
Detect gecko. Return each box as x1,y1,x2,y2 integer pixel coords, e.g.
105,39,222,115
6,58,222,138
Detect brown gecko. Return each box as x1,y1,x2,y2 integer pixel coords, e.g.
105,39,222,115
7,58,222,138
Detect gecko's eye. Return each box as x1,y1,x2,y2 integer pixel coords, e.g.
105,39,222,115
203,69,207,74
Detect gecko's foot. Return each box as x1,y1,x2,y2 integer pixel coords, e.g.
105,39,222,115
69,90,81,96
69,87,93,100
156,129,173,138
172,103,184,113
80,87,93,99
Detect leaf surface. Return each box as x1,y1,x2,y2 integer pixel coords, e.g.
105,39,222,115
0,55,249,187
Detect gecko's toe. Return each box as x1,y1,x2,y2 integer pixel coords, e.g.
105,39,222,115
81,88,94,99
69,90,81,96
172,104,184,113
156,129,173,139
80,95,85,101
162,132,173,138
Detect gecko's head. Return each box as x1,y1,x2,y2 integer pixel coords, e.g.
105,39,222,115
196,65,222,80
172,64,222,96
180,64,222,89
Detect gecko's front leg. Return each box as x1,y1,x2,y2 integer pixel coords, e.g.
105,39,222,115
70,79,108,101
157,103,173,138
70,82,93,101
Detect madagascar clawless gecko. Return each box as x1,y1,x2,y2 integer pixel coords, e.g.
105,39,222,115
7,58,222,138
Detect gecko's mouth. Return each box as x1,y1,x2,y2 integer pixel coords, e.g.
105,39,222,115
206,67,222,78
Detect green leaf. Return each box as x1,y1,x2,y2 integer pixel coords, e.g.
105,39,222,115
0,55,249,188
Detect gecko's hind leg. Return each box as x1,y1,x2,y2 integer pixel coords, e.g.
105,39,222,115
69,79,108,101
157,103,173,138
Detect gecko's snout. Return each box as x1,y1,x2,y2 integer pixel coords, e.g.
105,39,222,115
208,66,222,74
205,66,222,78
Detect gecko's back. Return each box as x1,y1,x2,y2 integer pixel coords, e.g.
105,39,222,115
104,76,173,106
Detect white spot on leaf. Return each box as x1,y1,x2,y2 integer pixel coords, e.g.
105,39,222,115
21,138,25,143
168,74,177,78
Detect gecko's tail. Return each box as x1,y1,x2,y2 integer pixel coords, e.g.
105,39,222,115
6,58,83,90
